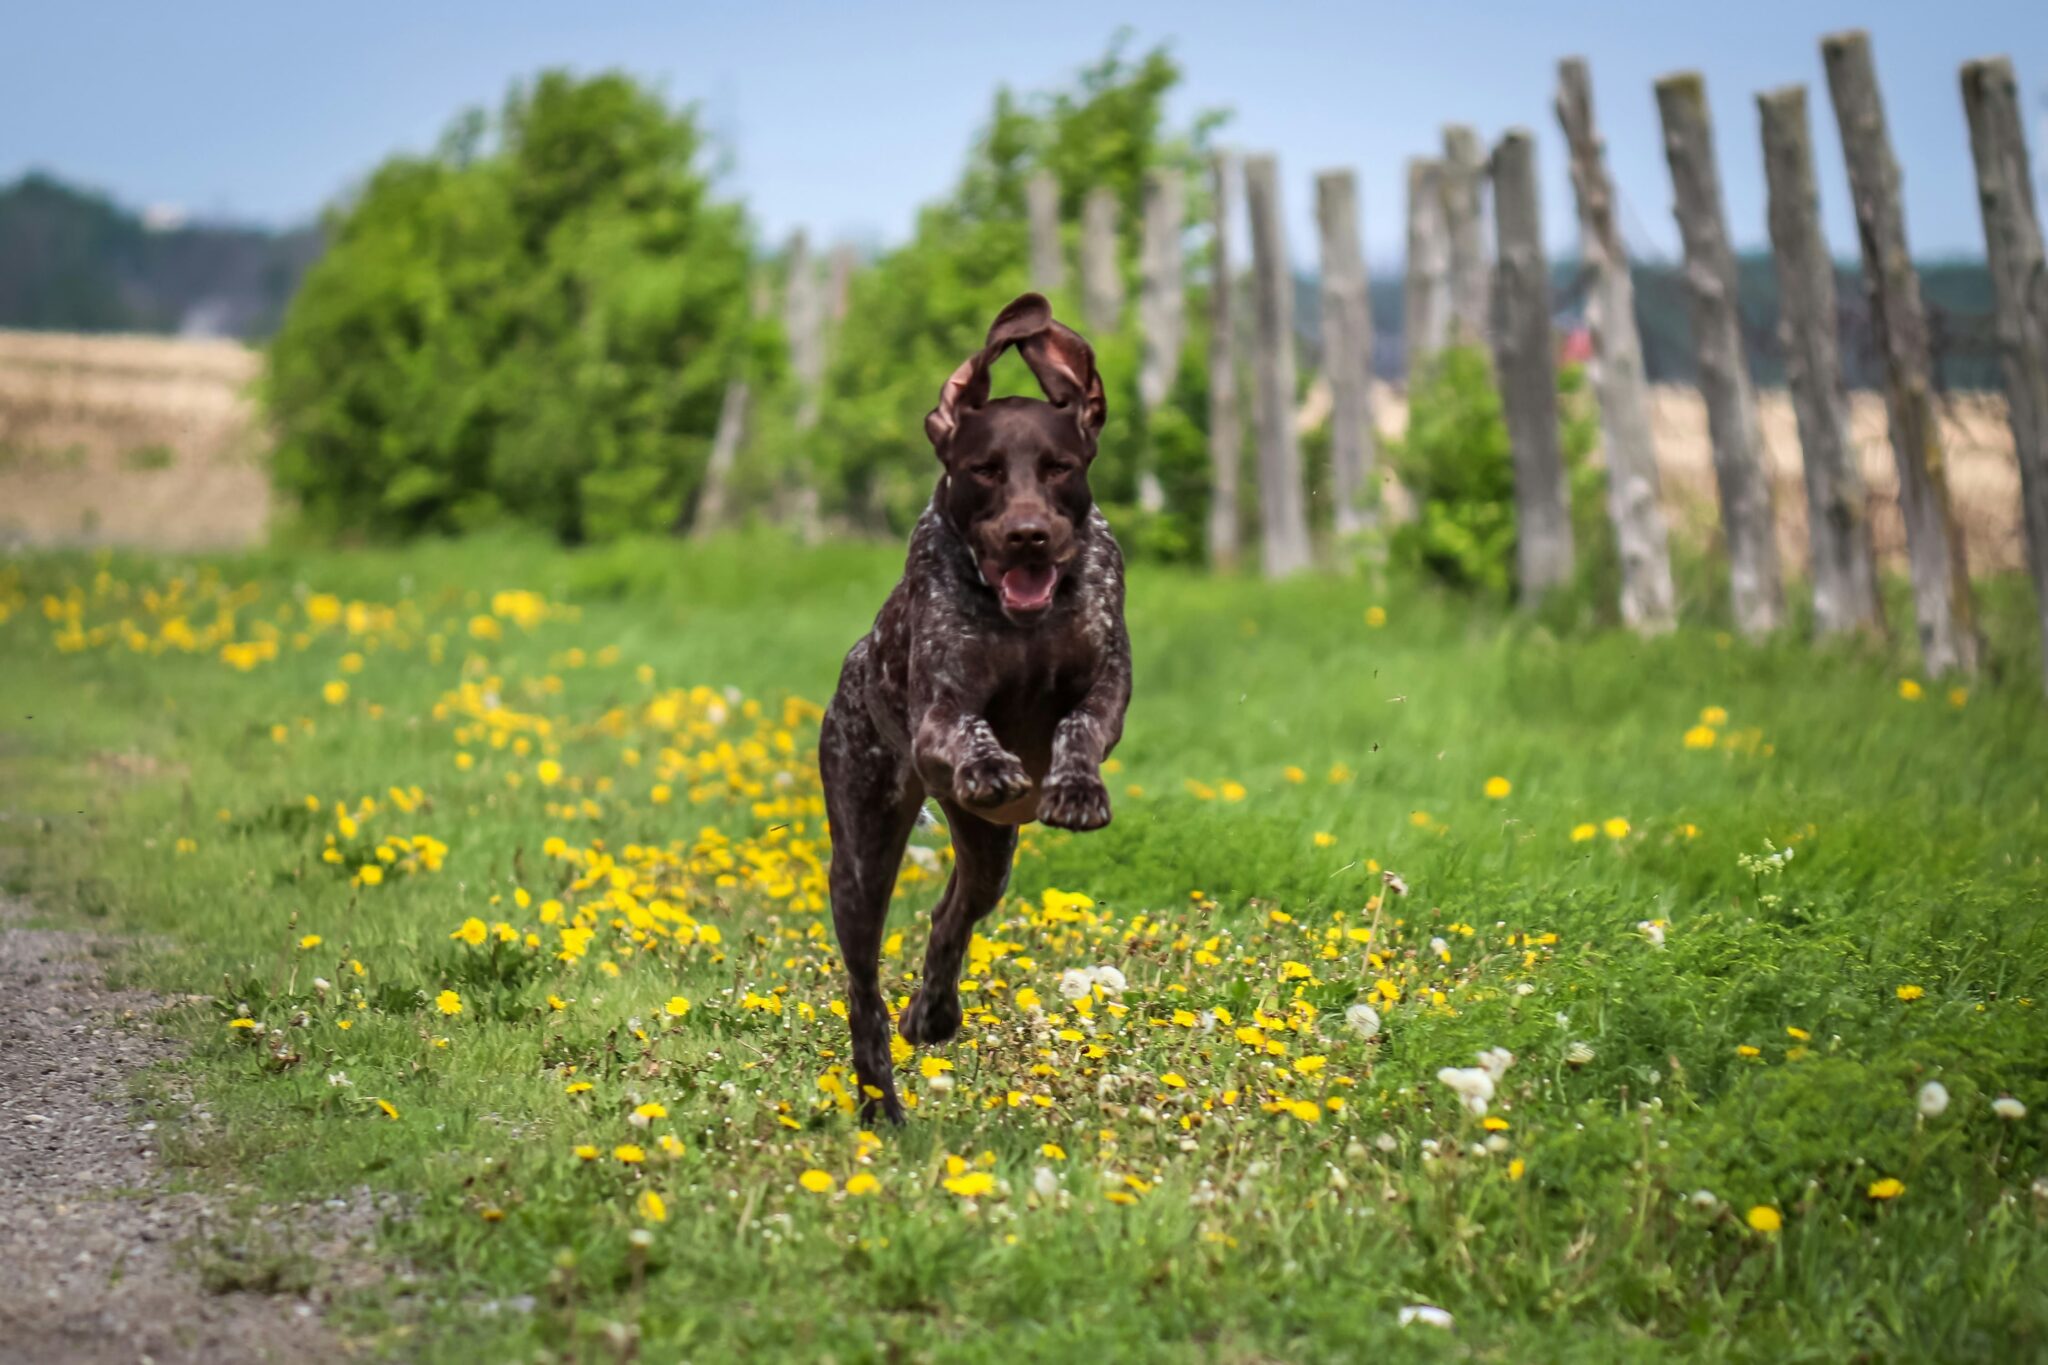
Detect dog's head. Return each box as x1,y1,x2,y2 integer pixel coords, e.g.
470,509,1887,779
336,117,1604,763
925,293,1107,624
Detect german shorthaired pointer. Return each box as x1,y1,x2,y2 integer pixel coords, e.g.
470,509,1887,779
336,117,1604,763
819,293,1132,1123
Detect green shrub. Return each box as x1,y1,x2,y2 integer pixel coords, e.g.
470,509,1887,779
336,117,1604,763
1389,345,1601,597
266,72,764,542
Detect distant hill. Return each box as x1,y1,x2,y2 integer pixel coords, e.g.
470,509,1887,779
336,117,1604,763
0,173,320,339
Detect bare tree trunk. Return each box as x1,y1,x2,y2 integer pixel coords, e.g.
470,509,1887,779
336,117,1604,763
1555,58,1678,634
1137,168,1186,515
1758,85,1886,638
1489,131,1575,602
1656,72,1785,637
1441,125,1491,346
1027,169,1066,296
1962,56,2048,693
1080,186,1124,334
1404,158,1452,380
1207,153,1244,571
1823,30,1980,674
1315,169,1378,537
826,244,857,326
1243,154,1314,579
783,231,825,432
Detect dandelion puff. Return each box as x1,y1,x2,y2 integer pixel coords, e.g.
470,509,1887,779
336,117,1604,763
1689,1190,1719,1211
1514,983,1535,997
1382,870,1409,897
1566,1041,1595,1067
1636,920,1666,948
1477,1047,1515,1081
1374,1132,1398,1154
1032,1167,1059,1199
1057,970,1093,1001
1993,1096,2027,1120
1345,1003,1382,1039
1089,965,1127,996
1917,1081,1950,1119
1397,1305,1453,1330
1437,1066,1494,1117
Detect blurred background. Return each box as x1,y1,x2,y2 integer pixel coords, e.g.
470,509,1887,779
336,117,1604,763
1,1,2043,612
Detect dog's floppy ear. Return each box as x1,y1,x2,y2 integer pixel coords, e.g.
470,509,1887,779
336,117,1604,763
924,293,1057,451
1018,319,1107,445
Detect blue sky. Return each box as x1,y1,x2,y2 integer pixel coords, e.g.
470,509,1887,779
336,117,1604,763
8,1,2044,270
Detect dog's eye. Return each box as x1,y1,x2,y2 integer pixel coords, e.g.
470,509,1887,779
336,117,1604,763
1042,459,1079,479
970,462,1004,482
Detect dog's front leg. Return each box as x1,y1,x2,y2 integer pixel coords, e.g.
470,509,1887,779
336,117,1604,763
1038,664,1131,831
911,702,1031,815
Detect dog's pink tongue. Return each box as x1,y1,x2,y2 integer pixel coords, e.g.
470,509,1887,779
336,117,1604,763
999,564,1058,611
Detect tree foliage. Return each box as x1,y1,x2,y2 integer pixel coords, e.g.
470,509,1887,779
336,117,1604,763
266,72,764,542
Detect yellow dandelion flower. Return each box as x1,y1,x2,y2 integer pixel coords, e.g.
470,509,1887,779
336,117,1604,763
356,864,384,887
634,1102,668,1120
1484,776,1512,800
574,1144,599,1161
297,934,322,950
1603,817,1631,840
920,1056,954,1078
637,1190,667,1223
435,989,463,1016
1312,831,1337,848
565,1081,593,1095
451,917,488,946
536,759,562,786
376,1099,400,1120
1746,1205,1782,1232
1042,1143,1066,1161
1683,724,1718,750
1570,823,1597,843
664,996,691,1018
229,1017,258,1030
1283,765,1306,784
1867,1177,1904,1200
798,1169,834,1193
845,1173,880,1196
1898,679,1923,701
1220,780,1247,802
1160,1072,1187,1089
1364,605,1387,628
614,1144,645,1164
942,1172,995,1198
1947,687,1968,708
1896,985,1924,1002
322,680,349,706
1508,1158,1526,1181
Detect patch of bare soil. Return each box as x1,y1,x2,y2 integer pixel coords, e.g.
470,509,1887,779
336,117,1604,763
0,898,366,1364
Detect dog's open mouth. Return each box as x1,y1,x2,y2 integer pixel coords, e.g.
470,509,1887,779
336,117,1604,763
996,563,1060,615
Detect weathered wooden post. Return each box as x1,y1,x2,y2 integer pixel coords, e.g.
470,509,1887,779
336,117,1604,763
1243,154,1314,578
1027,169,1066,297
1490,130,1575,601
826,244,857,326
1080,186,1124,334
783,230,825,433
1404,158,1452,379
1555,57,1678,633
1315,169,1378,537
1758,85,1885,637
1441,125,1491,346
1207,152,1244,571
692,276,774,536
1137,167,1186,514
1823,30,1980,674
1656,72,1784,637
1961,56,2048,691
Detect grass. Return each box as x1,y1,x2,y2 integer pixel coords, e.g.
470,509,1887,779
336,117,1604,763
1,530,2045,1362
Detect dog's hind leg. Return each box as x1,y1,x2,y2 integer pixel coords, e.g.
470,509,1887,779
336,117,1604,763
898,805,1017,1047
822,701,922,1125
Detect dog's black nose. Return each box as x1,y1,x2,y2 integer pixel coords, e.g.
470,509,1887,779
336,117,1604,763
1005,520,1051,551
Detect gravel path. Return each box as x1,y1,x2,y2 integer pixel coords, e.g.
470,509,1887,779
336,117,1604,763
0,898,336,1364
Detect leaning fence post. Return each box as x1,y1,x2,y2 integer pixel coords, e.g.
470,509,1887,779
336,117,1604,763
1489,130,1576,602
1656,71,1785,637
1442,125,1492,347
1555,57,1678,634
1759,85,1886,638
1207,153,1244,572
1080,186,1125,334
1027,169,1067,296
1404,158,1452,379
1137,168,1186,514
1823,30,1981,675
691,276,774,536
1243,154,1314,578
1315,169,1379,538
1962,56,2048,693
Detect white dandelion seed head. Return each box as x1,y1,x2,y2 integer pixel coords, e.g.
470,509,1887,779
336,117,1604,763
1690,1189,1719,1211
1429,936,1450,957
1918,1081,1950,1118
1374,1132,1399,1154
1398,1305,1453,1329
1514,983,1535,997
1566,1041,1596,1067
1438,1066,1495,1116
1032,1167,1059,1199
1637,920,1666,948
1089,965,1127,995
1993,1096,2027,1120
1057,969,1093,1001
926,1074,954,1095
1477,1047,1515,1080
1345,1003,1383,1039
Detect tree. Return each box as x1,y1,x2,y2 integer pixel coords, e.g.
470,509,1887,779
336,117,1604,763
267,71,764,542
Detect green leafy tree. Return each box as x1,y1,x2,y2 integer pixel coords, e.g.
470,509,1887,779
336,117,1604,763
814,37,1226,551
267,72,764,541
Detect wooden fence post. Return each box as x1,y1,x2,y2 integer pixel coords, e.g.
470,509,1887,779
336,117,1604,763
1027,169,1066,296
1080,186,1124,334
1758,85,1886,637
1441,125,1491,346
1404,158,1452,379
1490,130,1575,601
1555,57,1678,633
1243,154,1314,578
783,230,825,433
1315,169,1378,537
1137,167,1186,514
691,276,774,536
1656,72,1784,637
1823,30,1980,674
1207,152,1244,571
1961,56,2048,691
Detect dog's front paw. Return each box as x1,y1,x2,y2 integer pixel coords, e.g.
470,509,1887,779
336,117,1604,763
898,988,963,1046
1038,772,1112,831
953,751,1032,812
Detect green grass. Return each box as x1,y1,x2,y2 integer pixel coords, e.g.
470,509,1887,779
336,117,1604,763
2,532,2045,1363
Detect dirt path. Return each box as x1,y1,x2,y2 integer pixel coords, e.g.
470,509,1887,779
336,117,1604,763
0,898,336,1364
